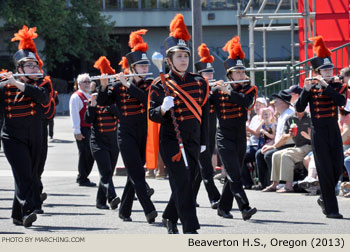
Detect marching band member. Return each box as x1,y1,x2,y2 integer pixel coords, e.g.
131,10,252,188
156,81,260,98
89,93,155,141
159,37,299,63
149,14,209,234
296,36,347,219
69,73,96,187
84,56,121,210
98,30,157,223
210,36,257,220
0,26,51,227
193,43,221,209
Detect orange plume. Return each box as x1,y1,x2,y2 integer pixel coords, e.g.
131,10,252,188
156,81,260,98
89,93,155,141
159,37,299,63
11,25,43,70
118,57,129,75
0,69,8,80
129,29,148,52
93,56,116,75
198,43,214,63
169,14,191,41
223,36,245,60
309,36,331,58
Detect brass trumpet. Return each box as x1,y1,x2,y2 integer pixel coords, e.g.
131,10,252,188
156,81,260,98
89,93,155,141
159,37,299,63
90,73,153,81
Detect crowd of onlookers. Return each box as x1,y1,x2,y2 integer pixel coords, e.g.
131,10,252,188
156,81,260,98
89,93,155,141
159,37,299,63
240,66,350,198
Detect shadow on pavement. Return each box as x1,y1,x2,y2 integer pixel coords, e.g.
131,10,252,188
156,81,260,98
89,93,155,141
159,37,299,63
152,200,169,204
231,209,282,213
0,188,14,192
0,232,25,234
32,225,118,232
249,219,326,225
44,203,96,208
47,193,89,197
0,207,12,210
49,139,74,144
42,212,105,216
0,198,12,201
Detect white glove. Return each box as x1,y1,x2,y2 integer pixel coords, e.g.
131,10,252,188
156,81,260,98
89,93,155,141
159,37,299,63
200,145,206,153
161,96,174,113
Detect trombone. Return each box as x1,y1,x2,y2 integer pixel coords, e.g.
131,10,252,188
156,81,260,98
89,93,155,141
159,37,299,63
90,73,153,81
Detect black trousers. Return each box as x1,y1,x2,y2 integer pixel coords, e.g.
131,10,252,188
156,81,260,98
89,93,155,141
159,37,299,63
33,120,49,210
193,113,220,203
118,123,155,217
217,128,250,212
312,124,343,215
92,142,118,205
76,127,94,183
3,133,42,221
48,118,54,138
160,128,200,233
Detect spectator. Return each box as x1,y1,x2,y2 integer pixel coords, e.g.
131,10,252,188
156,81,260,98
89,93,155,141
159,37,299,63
256,107,276,149
254,90,294,190
242,97,268,188
262,111,312,192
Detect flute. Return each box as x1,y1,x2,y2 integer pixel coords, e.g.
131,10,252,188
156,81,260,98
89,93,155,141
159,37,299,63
0,73,43,78
90,73,153,81
209,79,250,86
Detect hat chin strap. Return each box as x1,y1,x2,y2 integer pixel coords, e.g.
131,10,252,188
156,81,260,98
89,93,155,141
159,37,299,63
18,65,36,82
168,58,185,75
131,66,147,81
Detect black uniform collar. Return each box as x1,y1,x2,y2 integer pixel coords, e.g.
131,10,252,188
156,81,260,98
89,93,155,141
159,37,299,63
169,70,187,83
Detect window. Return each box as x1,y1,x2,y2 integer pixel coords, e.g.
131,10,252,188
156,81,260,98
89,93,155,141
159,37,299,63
124,0,139,8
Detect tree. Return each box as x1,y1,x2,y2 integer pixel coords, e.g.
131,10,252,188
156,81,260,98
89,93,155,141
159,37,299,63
0,0,118,79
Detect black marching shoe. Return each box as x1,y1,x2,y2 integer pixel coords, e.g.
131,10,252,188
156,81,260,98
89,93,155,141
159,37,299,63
162,218,179,234
96,203,109,210
210,200,219,210
79,180,96,187
317,197,326,215
146,210,158,224
326,213,343,219
119,213,132,222
34,209,44,214
109,197,121,210
13,218,23,226
184,231,198,234
242,207,257,221
147,188,155,198
40,192,47,203
217,208,233,219
23,212,37,228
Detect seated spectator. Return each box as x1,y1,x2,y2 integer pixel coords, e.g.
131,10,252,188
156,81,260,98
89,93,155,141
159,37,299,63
262,111,312,192
243,97,267,188
254,90,294,190
298,152,320,194
256,107,276,149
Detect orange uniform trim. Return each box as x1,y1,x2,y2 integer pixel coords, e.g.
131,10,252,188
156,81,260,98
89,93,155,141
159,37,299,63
166,79,202,123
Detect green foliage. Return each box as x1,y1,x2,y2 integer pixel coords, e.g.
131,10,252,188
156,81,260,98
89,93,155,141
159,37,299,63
0,0,118,74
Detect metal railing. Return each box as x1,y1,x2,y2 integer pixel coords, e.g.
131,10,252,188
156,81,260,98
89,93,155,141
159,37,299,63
263,42,350,98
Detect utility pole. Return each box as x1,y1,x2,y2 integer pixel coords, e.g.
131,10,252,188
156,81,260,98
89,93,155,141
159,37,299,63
191,0,202,71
